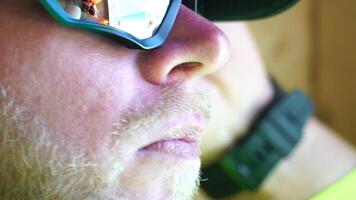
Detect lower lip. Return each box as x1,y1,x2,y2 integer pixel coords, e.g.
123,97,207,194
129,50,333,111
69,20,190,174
139,139,200,159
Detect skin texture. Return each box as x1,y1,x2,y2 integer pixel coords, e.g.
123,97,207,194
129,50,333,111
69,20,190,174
4,1,353,200
0,1,232,199
0,0,272,198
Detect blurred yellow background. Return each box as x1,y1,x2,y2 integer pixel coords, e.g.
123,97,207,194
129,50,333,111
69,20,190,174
248,0,356,145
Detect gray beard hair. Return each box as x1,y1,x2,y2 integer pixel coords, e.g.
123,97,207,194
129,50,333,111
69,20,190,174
0,83,211,200
0,88,115,199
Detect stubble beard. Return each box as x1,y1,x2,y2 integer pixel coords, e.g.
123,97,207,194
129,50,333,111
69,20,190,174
0,83,211,200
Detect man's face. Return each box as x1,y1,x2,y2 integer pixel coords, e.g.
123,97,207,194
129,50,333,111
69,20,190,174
0,1,229,199
0,1,273,199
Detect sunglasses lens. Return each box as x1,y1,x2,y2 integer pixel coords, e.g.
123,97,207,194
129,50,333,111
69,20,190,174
58,0,170,39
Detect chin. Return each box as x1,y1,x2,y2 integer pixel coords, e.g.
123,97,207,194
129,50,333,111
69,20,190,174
114,152,202,200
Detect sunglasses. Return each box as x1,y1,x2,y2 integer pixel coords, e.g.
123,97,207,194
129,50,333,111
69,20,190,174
39,0,299,50
39,0,198,49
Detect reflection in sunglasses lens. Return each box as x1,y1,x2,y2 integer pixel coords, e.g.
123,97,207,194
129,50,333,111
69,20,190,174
58,0,170,39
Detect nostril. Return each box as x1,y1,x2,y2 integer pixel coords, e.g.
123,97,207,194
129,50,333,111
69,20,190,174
170,62,202,73
168,62,203,80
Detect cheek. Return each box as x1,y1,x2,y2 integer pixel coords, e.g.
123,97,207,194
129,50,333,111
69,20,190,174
40,66,138,151
0,5,151,153
0,30,141,153
0,65,128,152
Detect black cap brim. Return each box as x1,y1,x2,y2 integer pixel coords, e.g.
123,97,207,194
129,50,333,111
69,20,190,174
198,0,299,21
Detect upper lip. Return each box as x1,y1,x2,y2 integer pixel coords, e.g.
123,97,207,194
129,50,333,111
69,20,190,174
156,127,201,143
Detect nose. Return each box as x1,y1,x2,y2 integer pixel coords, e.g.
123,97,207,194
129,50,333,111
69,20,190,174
138,5,230,85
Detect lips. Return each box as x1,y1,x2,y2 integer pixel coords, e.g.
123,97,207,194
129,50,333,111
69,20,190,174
138,113,204,159
140,138,200,159
139,126,202,159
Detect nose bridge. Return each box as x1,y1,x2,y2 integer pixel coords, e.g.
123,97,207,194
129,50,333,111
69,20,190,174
138,5,230,85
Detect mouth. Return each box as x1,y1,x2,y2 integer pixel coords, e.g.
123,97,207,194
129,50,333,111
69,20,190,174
138,112,205,160
140,139,200,159
139,128,201,159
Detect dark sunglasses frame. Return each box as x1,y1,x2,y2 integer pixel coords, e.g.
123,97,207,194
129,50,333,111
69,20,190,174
39,0,197,50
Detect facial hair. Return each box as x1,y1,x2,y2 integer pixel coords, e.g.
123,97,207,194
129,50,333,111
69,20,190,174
0,83,211,200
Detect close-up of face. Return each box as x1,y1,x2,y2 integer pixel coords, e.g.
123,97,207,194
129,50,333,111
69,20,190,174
0,0,271,200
